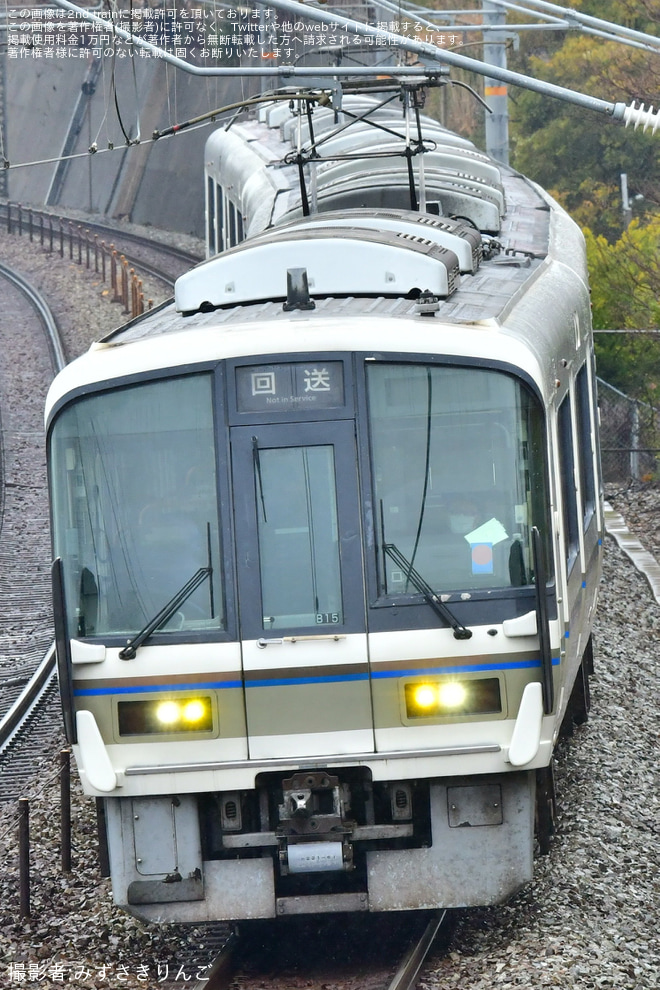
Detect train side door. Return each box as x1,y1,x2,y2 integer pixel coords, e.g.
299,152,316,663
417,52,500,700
230,421,374,761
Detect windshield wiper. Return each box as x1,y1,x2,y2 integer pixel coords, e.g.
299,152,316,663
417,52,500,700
119,566,212,660
383,542,472,640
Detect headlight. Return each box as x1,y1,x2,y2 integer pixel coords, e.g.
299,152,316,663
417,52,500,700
404,678,501,719
118,696,213,735
181,699,208,724
412,683,439,710
156,701,181,726
437,682,468,709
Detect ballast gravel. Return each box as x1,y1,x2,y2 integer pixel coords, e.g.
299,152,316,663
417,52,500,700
0,218,658,988
423,524,660,990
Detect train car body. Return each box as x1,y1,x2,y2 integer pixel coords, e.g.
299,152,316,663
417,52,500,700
46,91,601,923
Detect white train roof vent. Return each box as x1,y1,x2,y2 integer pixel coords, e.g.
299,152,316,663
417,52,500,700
271,210,482,274
175,228,461,314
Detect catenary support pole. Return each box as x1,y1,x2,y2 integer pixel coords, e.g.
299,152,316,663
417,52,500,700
482,0,510,163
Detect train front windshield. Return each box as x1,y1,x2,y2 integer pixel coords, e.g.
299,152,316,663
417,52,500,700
367,363,547,596
48,359,548,644
49,374,224,639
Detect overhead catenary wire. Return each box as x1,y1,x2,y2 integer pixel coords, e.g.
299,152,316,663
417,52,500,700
126,0,142,143
0,116,215,172
48,0,660,135
153,90,330,141
5,0,659,176
0,88,330,172
485,0,660,52
391,0,660,53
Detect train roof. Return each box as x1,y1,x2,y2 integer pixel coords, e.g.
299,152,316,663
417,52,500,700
45,95,592,422
174,150,589,322
45,177,590,425
206,95,507,234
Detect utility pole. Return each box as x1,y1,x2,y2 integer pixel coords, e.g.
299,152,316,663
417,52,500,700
482,0,510,164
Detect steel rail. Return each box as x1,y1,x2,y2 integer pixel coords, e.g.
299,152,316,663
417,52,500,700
49,215,202,271
191,928,239,990
0,220,200,773
387,910,447,990
0,206,200,304
0,645,56,754
0,265,64,759
0,262,66,373
0,204,202,285
189,910,447,990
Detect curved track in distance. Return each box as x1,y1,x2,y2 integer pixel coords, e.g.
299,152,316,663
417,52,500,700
0,202,203,290
0,212,203,796
0,263,66,794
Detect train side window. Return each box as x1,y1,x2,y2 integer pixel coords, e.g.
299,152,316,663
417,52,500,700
226,202,244,247
576,363,596,528
228,202,238,248
206,176,216,256
221,192,230,250
228,202,235,247
215,184,225,253
558,394,580,569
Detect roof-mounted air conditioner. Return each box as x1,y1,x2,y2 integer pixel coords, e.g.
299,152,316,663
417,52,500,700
269,210,482,273
175,227,460,314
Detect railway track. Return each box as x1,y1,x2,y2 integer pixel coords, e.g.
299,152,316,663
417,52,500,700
388,911,448,990
0,261,66,370
0,214,205,799
0,201,203,290
2,227,443,986
0,214,657,988
190,910,450,990
0,264,66,796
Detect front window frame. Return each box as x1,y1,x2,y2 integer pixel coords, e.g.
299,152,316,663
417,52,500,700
357,353,554,624
47,364,238,648
47,351,556,648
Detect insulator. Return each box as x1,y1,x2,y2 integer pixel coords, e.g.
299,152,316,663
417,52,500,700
623,102,660,136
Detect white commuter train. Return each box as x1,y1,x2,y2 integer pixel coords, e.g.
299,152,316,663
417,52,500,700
46,85,601,922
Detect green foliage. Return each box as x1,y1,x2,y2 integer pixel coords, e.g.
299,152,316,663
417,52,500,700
508,14,660,239
587,220,660,399
502,1,660,397
587,220,660,328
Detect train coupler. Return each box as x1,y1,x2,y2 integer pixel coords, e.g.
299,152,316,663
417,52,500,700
277,770,356,874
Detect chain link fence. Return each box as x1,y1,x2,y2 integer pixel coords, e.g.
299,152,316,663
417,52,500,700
597,378,660,483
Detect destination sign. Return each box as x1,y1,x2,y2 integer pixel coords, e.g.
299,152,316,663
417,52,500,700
236,362,344,413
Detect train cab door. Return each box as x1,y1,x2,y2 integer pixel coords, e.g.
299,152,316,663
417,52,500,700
230,421,374,761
